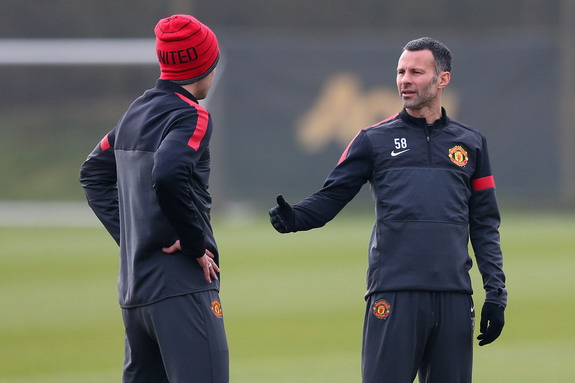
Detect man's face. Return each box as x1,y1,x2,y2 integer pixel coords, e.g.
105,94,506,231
396,49,441,111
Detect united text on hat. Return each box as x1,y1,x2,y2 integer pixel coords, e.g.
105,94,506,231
156,47,198,65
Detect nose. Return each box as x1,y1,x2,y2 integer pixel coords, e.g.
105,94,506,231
400,72,412,85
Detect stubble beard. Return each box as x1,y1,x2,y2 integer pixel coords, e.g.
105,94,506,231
401,75,439,111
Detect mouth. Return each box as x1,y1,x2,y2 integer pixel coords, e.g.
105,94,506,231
401,89,416,97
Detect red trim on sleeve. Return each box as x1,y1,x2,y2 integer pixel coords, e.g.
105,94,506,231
368,113,399,128
99,134,111,151
472,175,496,191
337,131,361,165
175,92,209,151
338,114,398,165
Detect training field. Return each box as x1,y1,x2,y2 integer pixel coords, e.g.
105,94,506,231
1,210,574,382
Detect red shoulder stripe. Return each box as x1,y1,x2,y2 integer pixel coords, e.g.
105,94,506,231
338,114,399,165
337,131,361,165
369,113,399,128
175,92,209,151
472,175,496,191
99,134,111,151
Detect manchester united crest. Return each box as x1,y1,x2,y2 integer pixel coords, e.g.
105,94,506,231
211,299,223,318
448,145,469,167
372,300,391,320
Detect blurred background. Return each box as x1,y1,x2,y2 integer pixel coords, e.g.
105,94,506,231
0,0,574,213
1,1,575,383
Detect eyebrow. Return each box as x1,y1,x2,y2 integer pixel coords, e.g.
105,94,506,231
397,66,426,72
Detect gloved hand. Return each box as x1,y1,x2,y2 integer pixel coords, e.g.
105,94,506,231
268,195,295,233
477,302,505,346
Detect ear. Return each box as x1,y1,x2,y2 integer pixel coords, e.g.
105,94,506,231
437,71,451,89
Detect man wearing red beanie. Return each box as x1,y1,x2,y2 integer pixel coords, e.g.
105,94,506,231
80,15,228,383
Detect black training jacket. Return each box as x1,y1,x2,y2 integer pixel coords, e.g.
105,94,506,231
291,108,507,307
80,80,219,308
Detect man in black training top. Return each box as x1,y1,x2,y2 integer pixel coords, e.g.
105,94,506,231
80,14,228,383
269,37,506,383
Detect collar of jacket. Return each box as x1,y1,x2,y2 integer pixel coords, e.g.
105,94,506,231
399,107,448,130
155,79,199,103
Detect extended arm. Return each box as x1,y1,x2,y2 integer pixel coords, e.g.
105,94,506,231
269,130,372,232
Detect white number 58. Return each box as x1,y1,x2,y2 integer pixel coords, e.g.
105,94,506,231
394,138,407,149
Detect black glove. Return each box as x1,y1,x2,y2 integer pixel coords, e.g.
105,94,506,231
268,195,295,233
477,302,505,346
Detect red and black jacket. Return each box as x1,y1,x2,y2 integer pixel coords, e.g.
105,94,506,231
80,80,218,308
291,108,507,307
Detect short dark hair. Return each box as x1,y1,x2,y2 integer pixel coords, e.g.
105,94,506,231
403,37,452,74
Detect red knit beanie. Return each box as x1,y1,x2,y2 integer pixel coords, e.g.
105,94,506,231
155,14,219,84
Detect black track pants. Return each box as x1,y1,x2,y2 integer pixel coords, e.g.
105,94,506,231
122,291,229,383
362,291,474,383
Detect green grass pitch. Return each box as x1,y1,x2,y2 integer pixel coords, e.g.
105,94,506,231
1,210,574,382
